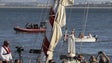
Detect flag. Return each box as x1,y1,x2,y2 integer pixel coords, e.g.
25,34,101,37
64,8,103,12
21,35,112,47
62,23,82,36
42,0,74,63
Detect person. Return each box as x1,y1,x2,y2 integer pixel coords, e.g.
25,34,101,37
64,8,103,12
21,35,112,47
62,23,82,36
77,54,85,63
78,33,84,38
88,33,92,38
33,24,38,29
14,59,21,63
93,35,98,41
25,23,31,29
71,28,75,36
63,28,68,42
25,23,34,29
0,40,13,63
89,55,98,63
97,51,110,63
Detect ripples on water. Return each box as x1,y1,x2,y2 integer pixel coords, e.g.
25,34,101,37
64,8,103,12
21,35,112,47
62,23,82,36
0,8,112,63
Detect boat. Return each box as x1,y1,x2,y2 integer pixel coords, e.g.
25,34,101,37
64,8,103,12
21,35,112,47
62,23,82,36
63,3,98,43
75,33,97,42
75,32,97,42
14,26,46,33
13,0,73,62
64,36,97,42
13,0,97,63
75,4,98,42
75,36,97,42
14,22,46,33
63,29,98,42
40,0,77,63
75,3,98,42
40,0,95,62
12,0,98,63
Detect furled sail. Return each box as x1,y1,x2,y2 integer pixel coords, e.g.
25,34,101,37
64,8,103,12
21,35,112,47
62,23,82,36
42,0,74,63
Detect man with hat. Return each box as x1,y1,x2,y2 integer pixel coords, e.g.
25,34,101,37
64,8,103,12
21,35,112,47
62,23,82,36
0,40,13,63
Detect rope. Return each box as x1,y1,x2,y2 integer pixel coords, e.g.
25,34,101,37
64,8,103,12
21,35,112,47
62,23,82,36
42,0,51,22
82,4,89,34
32,0,51,50
66,8,72,29
37,0,54,63
82,4,87,33
79,1,90,54
38,6,45,23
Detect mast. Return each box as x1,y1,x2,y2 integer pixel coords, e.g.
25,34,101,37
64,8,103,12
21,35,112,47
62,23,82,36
42,0,74,63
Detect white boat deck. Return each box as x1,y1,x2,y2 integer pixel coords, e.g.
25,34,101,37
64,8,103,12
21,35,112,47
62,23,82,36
75,37,96,42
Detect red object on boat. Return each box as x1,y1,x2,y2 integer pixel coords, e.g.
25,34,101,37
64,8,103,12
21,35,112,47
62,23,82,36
14,26,46,33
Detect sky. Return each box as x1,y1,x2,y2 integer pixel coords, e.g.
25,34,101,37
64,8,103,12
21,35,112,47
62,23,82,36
0,0,112,3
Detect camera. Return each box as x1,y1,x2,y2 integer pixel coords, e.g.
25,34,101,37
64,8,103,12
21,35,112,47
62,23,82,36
98,51,103,54
16,46,24,53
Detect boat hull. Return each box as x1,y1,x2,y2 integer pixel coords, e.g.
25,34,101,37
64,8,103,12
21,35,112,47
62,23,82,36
75,37,96,42
63,35,97,42
14,26,46,33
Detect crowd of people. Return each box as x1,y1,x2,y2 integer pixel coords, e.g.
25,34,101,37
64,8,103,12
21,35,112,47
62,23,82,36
0,40,110,63
25,22,46,29
61,51,110,63
77,51,110,63
25,23,39,29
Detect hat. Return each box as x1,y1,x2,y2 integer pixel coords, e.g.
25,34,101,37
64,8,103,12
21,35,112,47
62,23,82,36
3,40,9,46
89,56,97,62
78,54,84,60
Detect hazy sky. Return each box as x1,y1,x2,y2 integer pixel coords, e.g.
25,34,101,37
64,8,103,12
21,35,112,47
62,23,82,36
1,0,112,3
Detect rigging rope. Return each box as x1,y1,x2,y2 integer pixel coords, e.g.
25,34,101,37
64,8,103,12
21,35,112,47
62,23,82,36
42,0,51,22
68,7,73,30
32,0,51,49
82,4,89,34
79,1,89,54
38,0,52,62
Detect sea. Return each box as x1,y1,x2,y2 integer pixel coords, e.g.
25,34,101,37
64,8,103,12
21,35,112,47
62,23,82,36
0,7,112,63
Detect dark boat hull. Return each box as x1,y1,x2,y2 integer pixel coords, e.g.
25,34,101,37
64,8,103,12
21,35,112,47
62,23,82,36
14,26,46,33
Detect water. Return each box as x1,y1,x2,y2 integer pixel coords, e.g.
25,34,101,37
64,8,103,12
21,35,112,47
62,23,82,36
0,8,112,63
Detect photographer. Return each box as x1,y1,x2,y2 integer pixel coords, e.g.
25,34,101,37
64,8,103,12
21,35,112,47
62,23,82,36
97,51,110,63
15,46,24,63
16,46,24,54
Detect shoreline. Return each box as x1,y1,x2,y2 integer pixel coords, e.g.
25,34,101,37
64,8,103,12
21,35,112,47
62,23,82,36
0,6,112,9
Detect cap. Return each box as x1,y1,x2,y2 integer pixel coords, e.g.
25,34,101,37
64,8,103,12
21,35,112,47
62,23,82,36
3,40,9,46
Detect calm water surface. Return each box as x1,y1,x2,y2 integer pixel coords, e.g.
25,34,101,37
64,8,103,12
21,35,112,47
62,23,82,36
0,8,112,63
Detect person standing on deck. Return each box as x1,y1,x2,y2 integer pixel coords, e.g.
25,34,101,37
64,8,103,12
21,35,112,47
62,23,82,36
0,40,13,63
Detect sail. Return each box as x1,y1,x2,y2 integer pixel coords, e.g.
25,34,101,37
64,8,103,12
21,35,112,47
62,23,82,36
42,0,74,63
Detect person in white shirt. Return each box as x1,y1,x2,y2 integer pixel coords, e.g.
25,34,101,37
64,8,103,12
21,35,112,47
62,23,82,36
0,40,13,63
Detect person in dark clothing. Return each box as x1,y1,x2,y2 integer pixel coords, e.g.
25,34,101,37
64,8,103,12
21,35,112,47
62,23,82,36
89,55,98,63
97,51,110,63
